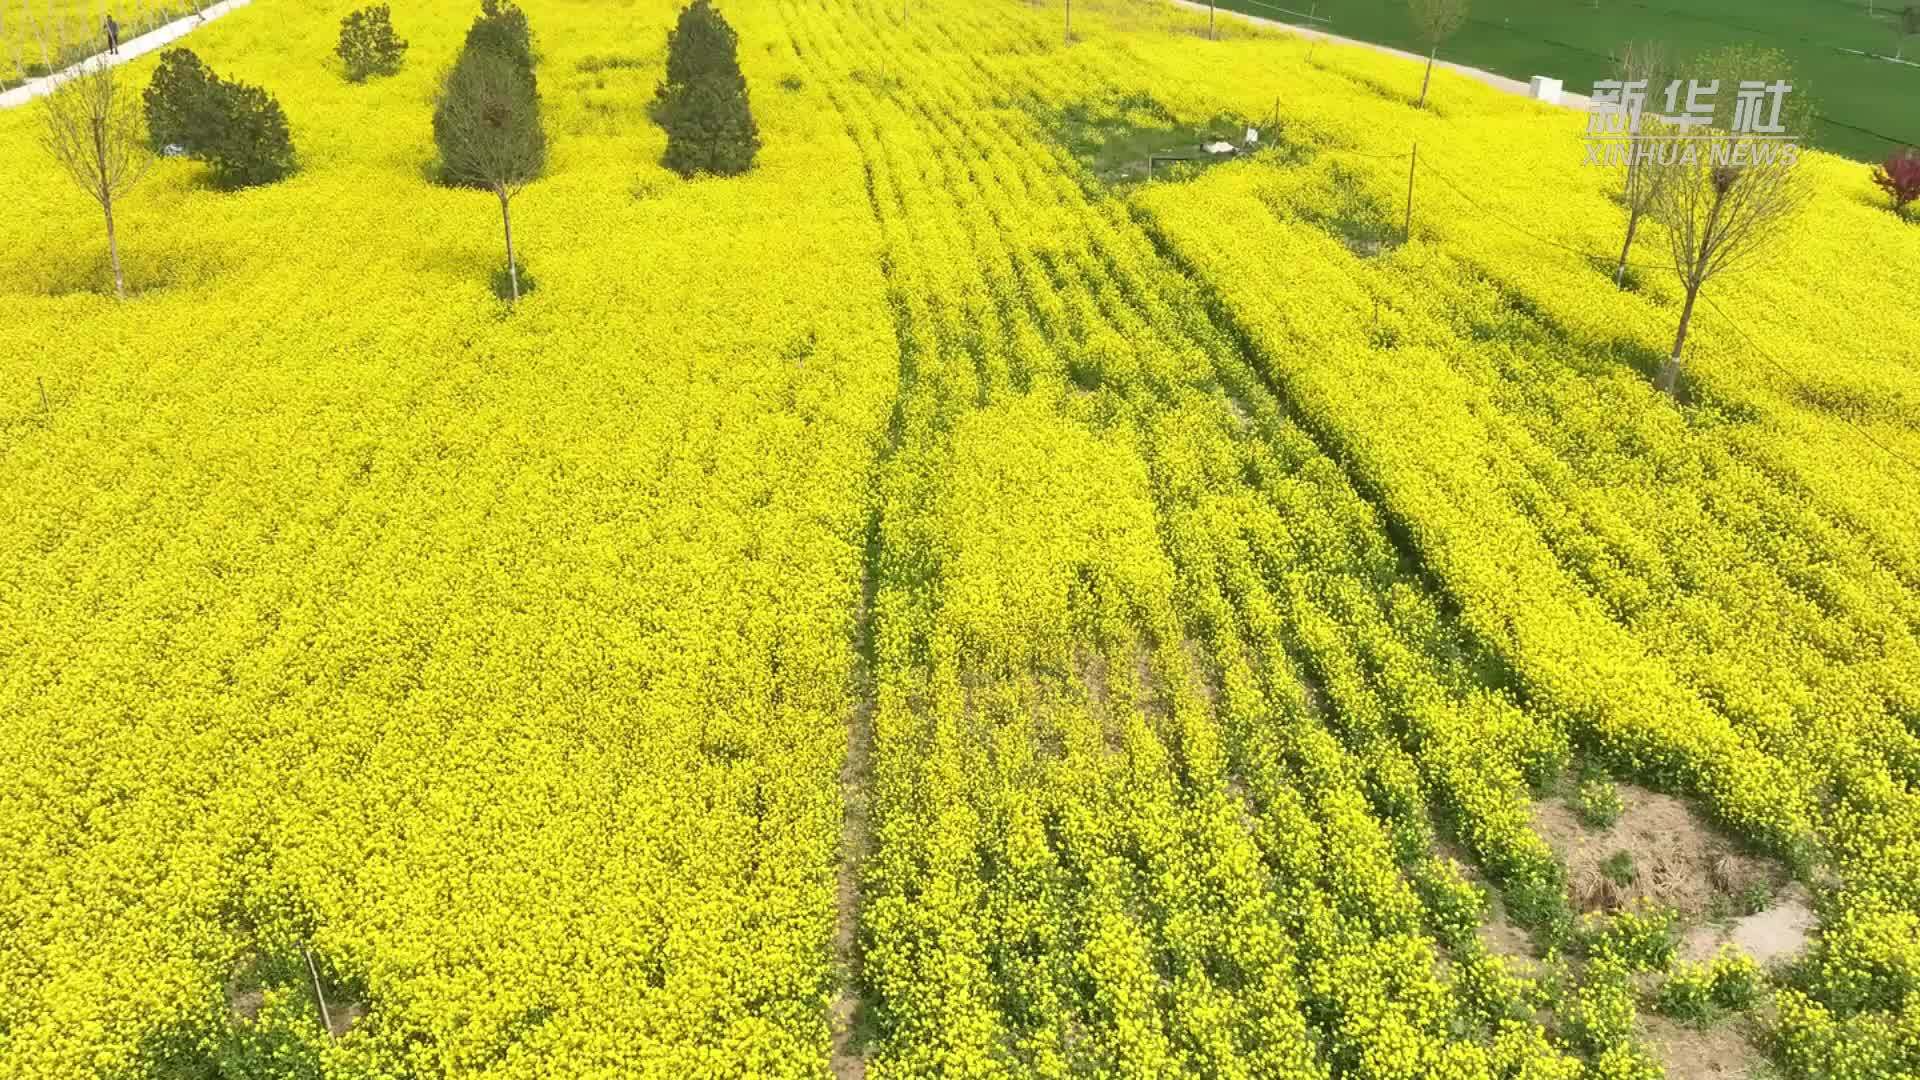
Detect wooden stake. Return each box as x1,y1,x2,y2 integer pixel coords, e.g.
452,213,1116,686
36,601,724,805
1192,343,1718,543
1404,141,1417,242
39,377,50,414
1064,0,1070,43
1209,0,1215,39
303,945,335,1038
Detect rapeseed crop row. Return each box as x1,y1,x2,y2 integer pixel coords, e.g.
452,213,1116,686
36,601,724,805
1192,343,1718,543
784,1,1651,1074
1102,4,1920,1068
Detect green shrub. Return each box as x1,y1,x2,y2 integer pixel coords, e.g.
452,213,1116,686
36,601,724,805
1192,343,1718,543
1600,849,1636,888
206,81,296,188
337,5,408,82
1503,870,1573,948
1734,880,1771,917
143,48,226,155
143,49,297,189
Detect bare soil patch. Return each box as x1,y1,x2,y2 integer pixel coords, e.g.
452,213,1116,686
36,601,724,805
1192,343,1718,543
1132,643,1166,719
1532,784,1784,920
1476,897,1537,970
1640,1014,1766,1079
329,1001,366,1038
831,588,878,1080
1433,840,1539,969
1222,392,1255,433
1076,647,1125,753
1683,882,1817,967
229,985,265,1023
1182,636,1220,709
830,710,873,1077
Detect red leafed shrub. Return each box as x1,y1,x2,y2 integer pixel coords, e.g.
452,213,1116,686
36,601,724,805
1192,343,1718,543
1872,148,1920,216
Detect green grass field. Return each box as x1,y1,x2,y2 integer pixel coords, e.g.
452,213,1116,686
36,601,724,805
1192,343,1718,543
1216,0,1919,161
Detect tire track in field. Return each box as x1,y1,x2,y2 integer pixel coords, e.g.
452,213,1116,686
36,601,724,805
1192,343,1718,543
830,584,876,1080
830,257,915,1080
816,27,922,1071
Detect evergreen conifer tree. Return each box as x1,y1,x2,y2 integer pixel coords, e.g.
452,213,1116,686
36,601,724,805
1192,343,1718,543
465,0,533,79
655,0,758,177
434,40,545,302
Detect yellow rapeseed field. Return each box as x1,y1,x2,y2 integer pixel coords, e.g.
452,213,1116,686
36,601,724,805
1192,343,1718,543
2,0,1916,1076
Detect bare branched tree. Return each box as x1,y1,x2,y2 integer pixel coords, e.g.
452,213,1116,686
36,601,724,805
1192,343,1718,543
1408,0,1468,107
1648,144,1807,395
1611,41,1671,286
1645,46,1811,396
39,53,153,300
434,46,545,304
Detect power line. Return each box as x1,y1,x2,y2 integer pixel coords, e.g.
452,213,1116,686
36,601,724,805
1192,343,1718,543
1416,155,1664,269
1332,146,1411,161
1698,293,1920,476
1215,0,1332,26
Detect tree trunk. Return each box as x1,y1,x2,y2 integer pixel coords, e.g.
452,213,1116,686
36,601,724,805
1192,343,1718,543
92,113,126,301
498,185,519,305
1662,182,1729,396
1663,281,1699,396
1419,47,1436,107
103,192,124,301
1615,208,1639,287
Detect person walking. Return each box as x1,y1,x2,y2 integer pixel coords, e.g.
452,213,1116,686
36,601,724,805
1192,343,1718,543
104,14,120,55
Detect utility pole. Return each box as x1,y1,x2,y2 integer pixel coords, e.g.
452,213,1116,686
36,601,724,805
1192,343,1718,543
303,945,335,1038
1065,0,1071,43
1210,0,1216,39
1404,141,1417,242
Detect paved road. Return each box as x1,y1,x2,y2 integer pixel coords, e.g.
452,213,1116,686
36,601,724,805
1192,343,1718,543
0,0,252,109
1167,0,1594,111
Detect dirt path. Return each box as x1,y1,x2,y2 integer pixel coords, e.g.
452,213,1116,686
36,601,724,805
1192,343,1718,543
828,576,878,1079
1166,0,1593,111
1,0,252,109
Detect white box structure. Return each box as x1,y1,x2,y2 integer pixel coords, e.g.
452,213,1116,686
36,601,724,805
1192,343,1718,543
1529,76,1564,105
